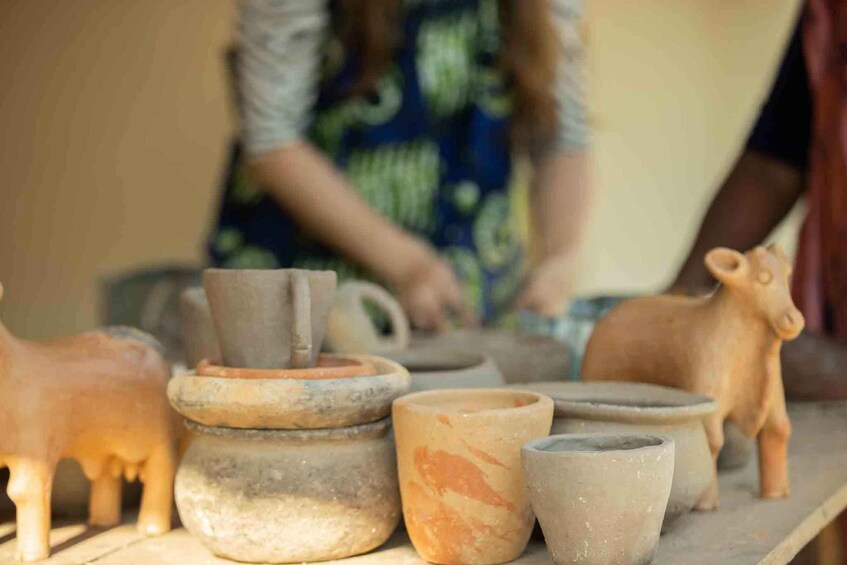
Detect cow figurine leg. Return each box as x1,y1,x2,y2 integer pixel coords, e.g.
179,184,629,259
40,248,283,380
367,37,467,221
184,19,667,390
696,413,725,510
88,458,123,528
137,443,176,535
6,458,55,562
759,374,791,498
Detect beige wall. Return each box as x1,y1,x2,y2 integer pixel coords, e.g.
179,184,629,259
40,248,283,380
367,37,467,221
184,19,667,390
0,0,803,339
578,0,804,294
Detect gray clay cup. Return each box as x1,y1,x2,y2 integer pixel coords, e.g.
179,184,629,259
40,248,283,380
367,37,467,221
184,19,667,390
203,268,336,369
522,433,674,565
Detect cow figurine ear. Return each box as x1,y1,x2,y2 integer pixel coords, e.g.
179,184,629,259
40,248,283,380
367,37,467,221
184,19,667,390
0,282,4,302
704,247,748,286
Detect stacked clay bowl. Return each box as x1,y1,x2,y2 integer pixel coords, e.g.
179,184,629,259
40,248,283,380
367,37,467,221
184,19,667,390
168,354,411,563
511,381,717,529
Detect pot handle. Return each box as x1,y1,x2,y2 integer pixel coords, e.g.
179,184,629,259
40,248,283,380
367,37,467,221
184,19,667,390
353,282,410,351
290,271,312,368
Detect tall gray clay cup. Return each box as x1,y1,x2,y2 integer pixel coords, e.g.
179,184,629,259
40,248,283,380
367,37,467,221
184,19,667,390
522,433,674,565
203,269,337,369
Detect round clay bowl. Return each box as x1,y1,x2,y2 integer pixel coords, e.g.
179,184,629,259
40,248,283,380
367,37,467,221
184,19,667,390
511,381,717,528
195,354,377,380
386,348,505,391
393,388,554,565
168,354,410,429
413,329,570,383
176,417,400,563
522,434,673,565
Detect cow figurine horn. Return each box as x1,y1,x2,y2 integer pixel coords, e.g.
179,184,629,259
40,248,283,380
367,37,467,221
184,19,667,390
0,281,4,302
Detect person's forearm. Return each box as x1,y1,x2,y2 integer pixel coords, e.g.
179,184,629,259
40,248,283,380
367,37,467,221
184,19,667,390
529,149,593,263
782,331,847,401
248,142,431,286
672,150,804,293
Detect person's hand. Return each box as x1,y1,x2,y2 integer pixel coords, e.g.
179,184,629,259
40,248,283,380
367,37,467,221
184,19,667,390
513,255,575,318
394,250,478,333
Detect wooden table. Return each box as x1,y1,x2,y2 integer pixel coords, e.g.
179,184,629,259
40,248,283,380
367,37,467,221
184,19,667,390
2,402,846,565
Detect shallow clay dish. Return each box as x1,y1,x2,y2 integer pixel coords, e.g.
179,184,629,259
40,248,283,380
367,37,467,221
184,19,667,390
195,355,376,380
413,329,569,383
169,354,410,429
386,348,504,391
512,381,716,528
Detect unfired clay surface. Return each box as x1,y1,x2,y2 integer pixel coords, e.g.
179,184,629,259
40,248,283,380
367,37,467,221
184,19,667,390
522,434,673,565
203,269,336,369
169,354,410,429
176,417,400,563
513,381,715,526
386,348,505,392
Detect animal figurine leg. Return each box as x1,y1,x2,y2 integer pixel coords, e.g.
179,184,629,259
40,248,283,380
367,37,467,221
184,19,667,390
6,458,55,561
137,443,175,536
696,414,725,511
758,378,791,498
88,465,123,528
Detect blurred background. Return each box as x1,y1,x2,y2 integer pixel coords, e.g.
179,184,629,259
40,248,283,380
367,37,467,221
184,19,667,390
0,0,802,339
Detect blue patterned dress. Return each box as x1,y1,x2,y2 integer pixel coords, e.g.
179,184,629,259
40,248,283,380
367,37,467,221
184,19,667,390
211,0,585,324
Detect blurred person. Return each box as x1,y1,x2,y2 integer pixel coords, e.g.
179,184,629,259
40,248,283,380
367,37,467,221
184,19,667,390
208,0,592,332
672,2,847,403
671,5,846,560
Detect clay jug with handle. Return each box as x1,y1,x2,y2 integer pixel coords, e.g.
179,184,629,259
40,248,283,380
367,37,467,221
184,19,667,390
325,281,410,355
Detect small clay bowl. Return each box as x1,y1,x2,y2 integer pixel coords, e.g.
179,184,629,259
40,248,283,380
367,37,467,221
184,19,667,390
169,354,410,429
195,354,377,380
511,381,717,528
522,433,673,565
385,348,504,391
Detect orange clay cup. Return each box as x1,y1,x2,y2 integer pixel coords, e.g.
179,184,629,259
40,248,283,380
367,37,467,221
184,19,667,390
0,283,178,562
196,355,377,380
393,388,554,565
582,244,804,510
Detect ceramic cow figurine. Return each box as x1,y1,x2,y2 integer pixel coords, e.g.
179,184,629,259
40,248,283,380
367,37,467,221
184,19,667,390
581,245,804,509
0,283,177,561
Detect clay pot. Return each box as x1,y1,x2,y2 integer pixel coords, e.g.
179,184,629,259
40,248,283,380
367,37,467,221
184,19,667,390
195,355,377,380
386,348,505,392
169,354,410,429
513,381,715,528
522,434,674,565
393,388,554,565
413,329,570,384
203,268,336,369
326,280,410,354
718,421,754,471
179,286,221,368
176,417,400,563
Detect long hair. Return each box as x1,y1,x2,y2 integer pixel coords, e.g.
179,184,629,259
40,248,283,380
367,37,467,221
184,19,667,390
338,0,560,151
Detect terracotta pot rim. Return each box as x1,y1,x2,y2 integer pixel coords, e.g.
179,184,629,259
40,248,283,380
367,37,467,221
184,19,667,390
509,381,717,423
394,387,553,416
176,354,406,385
523,432,672,458
184,415,391,441
195,354,376,380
